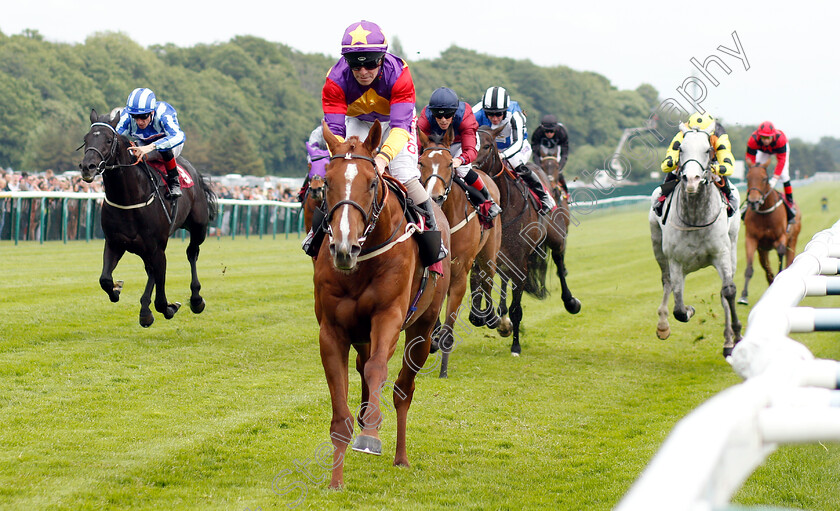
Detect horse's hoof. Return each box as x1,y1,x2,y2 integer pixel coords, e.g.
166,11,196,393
737,297,749,306
115,280,124,292
656,327,670,340
164,302,182,320
497,317,513,337
722,346,734,358
352,435,382,456
674,306,695,323
140,313,154,328
429,338,440,354
565,298,582,314
485,314,500,329
394,457,410,467
469,311,486,327
511,352,520,357
190,297,206,314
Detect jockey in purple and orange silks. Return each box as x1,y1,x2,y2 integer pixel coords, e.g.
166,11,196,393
303,19,447,264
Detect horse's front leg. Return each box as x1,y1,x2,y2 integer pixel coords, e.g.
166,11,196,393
186,240,206,313
99,242,126,303
738,237,757,305
393,312,436,467
139,265,156,328
759,248,775,285
669,262,694,323
148,249,181,320
319,325,352,489
715,259,741,357
439,261,471,378
352,309,402,457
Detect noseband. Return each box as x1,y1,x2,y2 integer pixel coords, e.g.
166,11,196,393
420,145,454,204
324,152,385,245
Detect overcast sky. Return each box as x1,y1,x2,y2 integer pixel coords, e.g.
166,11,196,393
1,0,833,142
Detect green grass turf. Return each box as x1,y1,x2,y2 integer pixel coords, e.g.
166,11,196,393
1,182,839,510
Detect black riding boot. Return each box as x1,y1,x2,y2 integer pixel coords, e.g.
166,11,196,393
654,172,679,217
516,164,554,214
417,198,448,263
301,207,327,257
458,176,502,223
166,168,182,199
720,177,737,217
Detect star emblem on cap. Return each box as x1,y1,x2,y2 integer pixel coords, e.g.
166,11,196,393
348,24,371,45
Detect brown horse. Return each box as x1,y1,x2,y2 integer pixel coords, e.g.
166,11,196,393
472,127,580,355
738,164,802,305
313,120,450,488
418,127,502,378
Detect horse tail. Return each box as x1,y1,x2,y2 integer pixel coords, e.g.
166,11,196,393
199,173,218,222
524,246,549,300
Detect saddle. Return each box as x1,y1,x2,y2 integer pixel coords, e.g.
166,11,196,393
146,160,195,190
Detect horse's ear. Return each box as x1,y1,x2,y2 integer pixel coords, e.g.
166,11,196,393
109,109,121,128
679,122,689,134
491,125,505,139
418,128,430,150
365,120,382,154
443,125,454,147
90,109,98,124
322,120,342,155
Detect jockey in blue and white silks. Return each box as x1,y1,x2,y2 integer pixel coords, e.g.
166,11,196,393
473,86,554,214
116,87,186,198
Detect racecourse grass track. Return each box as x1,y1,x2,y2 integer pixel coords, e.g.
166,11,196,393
2,182,840,510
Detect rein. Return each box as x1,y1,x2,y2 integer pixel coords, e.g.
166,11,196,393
324,151,408,259
84,122,159,211
747,185,783,214
420,145,455,204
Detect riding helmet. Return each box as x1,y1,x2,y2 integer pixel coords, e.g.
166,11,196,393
482,86,510,117
429,87,459,117
125,88,157,115
341,20,387,67
687,112,715,131
541,114,558,129
757,121,776,137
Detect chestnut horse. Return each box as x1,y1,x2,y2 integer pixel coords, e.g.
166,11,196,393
313,120,450,488
737,164,802,305
79,109,217,327
472,127,581,356
418,127,502,378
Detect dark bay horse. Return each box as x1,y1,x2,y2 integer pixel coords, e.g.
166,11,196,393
738,164,802,305
314,120,450,488
418,128,502,378
472,127,580,356
79,109,217,327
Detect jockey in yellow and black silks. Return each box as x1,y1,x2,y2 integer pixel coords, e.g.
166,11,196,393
653,112,738,217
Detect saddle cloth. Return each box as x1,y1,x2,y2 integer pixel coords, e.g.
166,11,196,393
147,160,196,189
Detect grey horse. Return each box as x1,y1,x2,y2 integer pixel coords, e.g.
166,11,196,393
649,126,742,356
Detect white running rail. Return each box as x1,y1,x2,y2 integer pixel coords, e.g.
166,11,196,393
617,219,840,511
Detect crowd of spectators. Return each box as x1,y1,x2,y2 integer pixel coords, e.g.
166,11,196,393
0,169,303,241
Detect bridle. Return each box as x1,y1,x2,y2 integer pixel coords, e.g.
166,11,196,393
746,173,782,214
420,144,454,205
83,122,121,175
323,152,386,247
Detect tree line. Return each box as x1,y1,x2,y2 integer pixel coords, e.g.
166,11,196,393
0,29,836,182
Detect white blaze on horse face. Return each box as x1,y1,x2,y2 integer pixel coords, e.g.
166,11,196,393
679,131,711,194
339,164,359,244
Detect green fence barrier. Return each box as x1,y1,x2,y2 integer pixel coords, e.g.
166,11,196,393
0,192,304,244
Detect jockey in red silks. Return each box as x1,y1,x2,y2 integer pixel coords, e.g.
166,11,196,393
417,86,501,225
746,120,796,225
